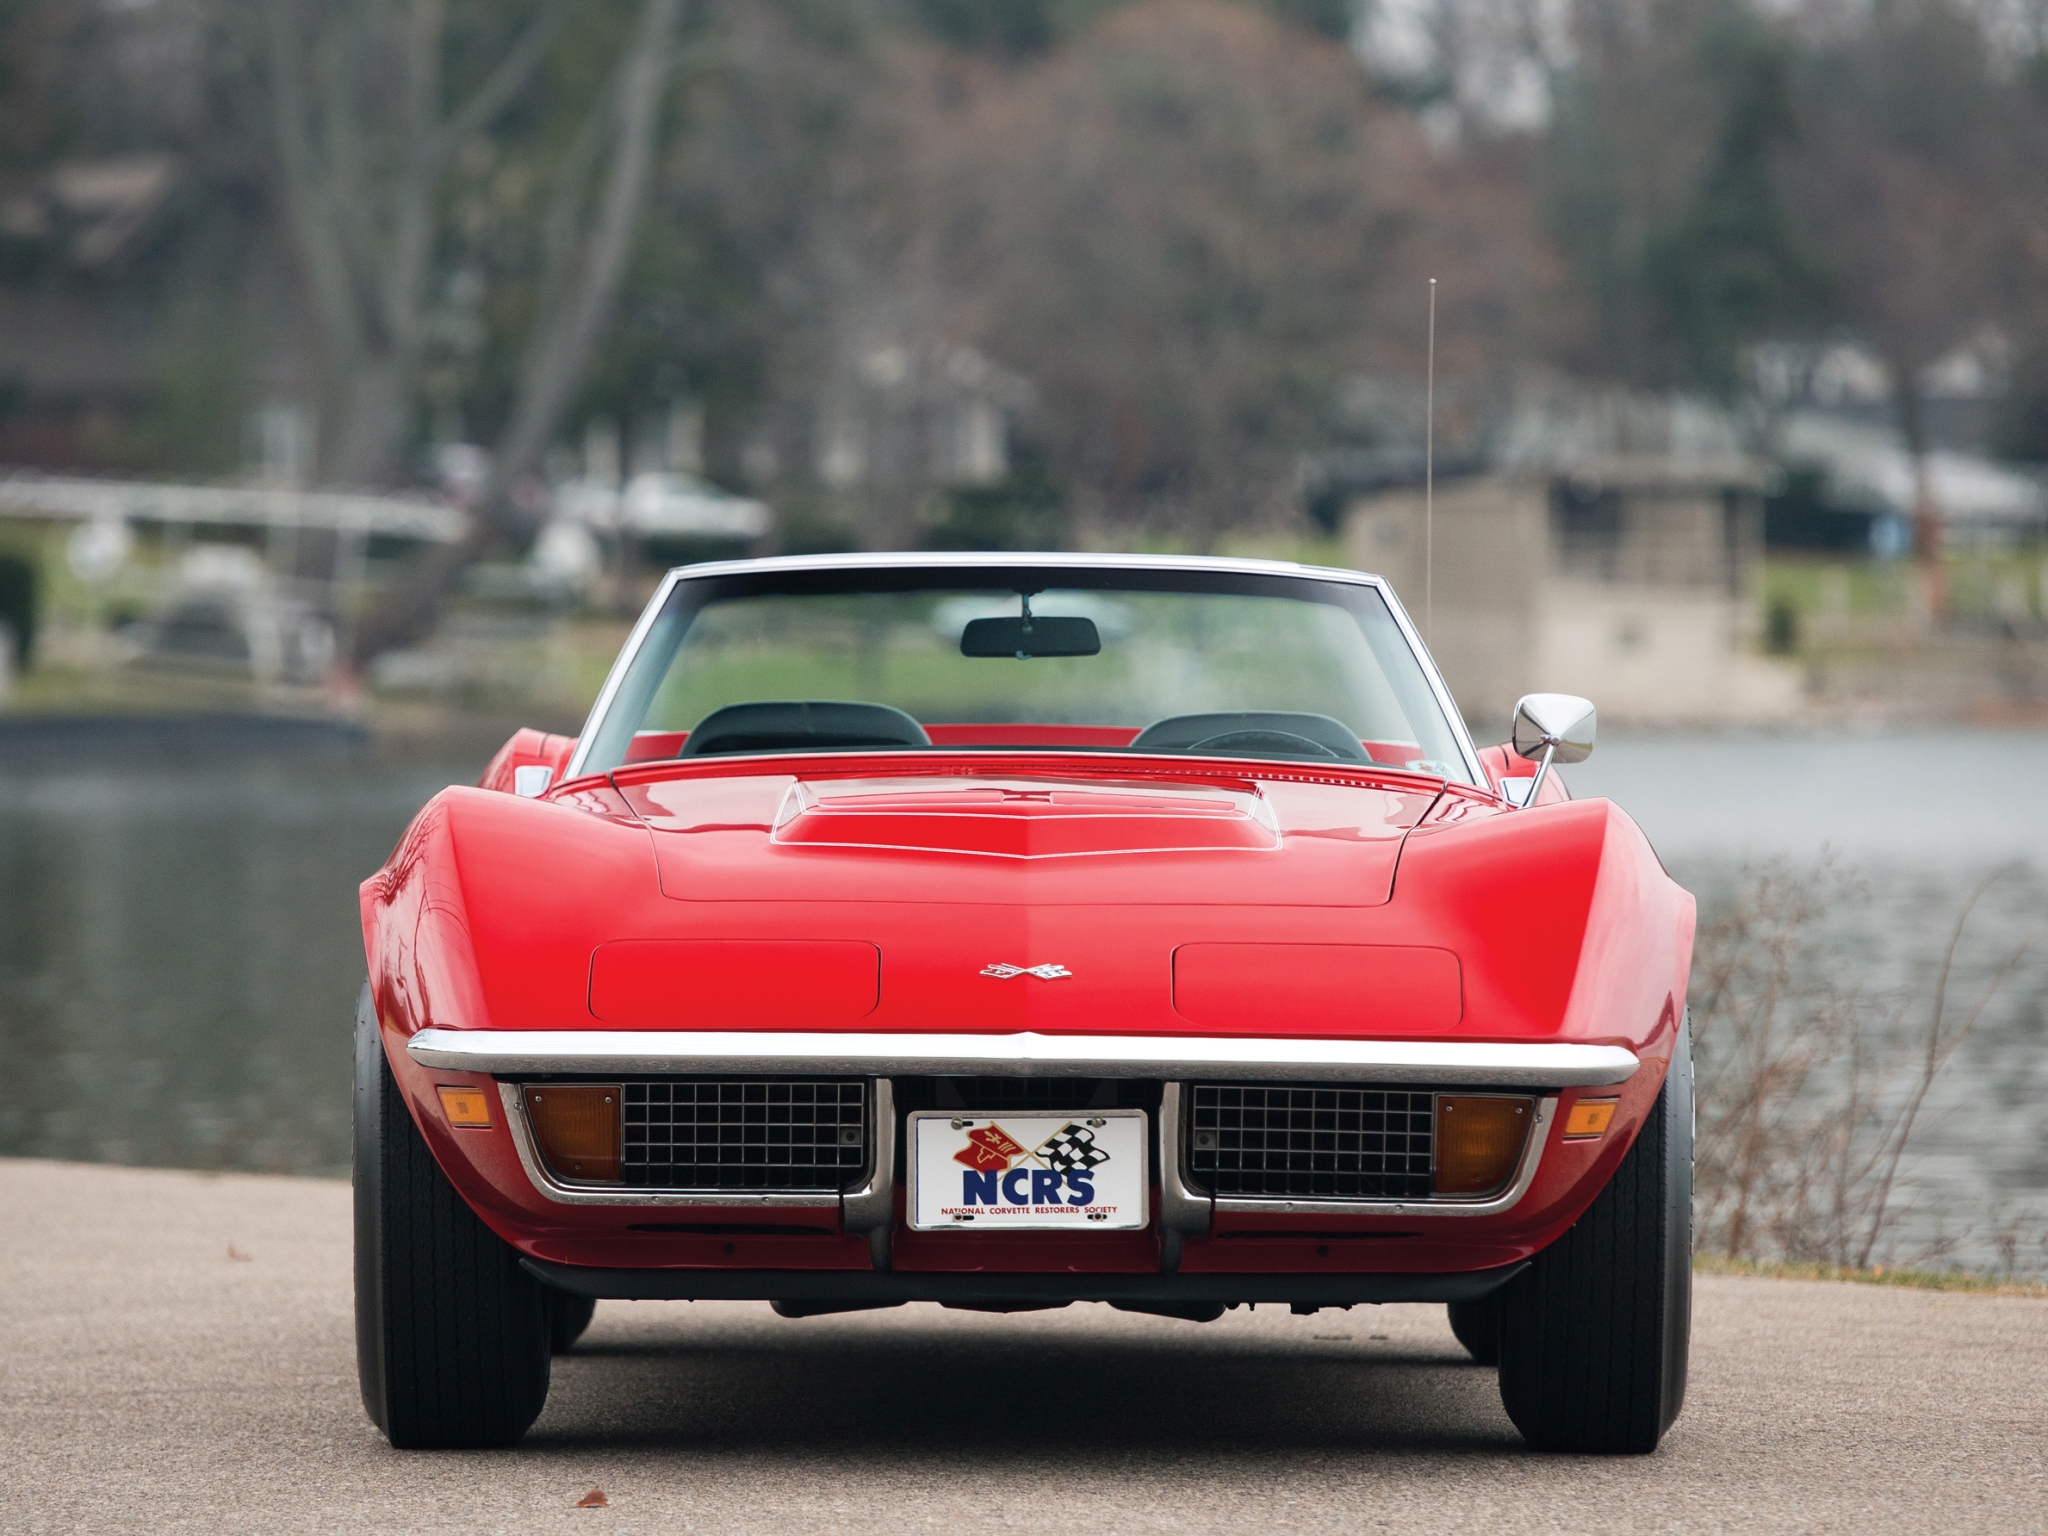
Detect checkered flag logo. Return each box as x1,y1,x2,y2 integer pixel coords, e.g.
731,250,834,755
1034,1123,1110,1173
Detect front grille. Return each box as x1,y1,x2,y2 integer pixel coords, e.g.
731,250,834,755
621,1079,867,1192
1186,1084,1434,1200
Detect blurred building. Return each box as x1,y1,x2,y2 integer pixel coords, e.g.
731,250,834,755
1751,337,2048,554
0,472,467,685
1770,413,2047,555
813,342,1030,493
1344,389,1800,725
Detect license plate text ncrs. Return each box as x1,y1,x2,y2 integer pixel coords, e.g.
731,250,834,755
907,1109,1149,1231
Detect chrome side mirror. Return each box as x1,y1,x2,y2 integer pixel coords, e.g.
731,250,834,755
1508,693,1596,807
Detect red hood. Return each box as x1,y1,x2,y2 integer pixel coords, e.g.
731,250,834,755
616,762,1441,908
364,761,1687,1050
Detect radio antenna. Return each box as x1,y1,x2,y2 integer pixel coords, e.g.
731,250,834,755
1425,277,1436,643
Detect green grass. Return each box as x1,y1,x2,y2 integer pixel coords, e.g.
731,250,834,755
1694,1252,2048,1298
1761,555,1916,621
1761,549,2048,631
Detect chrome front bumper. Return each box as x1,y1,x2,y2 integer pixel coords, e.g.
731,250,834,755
407,1029,1631,1269
405,1028,1640,1087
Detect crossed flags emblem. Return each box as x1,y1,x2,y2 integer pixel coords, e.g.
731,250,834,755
950,1120,1111,1173
1034,1123,1111,1172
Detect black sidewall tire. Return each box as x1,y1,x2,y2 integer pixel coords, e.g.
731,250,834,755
1498,1012,1694,1453
1660,1012,1695,1432
547,1291,598,1354
354,985,392,1433
353,985,552,1448
1447,1293,1502,1365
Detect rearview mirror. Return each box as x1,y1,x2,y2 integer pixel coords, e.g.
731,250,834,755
1512,693,1597,765
1507,693,1596,808
960,614,1101,659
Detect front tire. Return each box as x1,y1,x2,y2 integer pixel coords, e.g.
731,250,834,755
355,986,552,1448
1446,1294,1501,1365
1496,1013,1693,1453
547,1292,597,1353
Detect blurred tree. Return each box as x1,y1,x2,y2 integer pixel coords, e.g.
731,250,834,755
1536,0,2045,625
922,462,1068,550
0,0,73,174
1781,0,2020,616
277,0,688,659
0,0,273,473
1988,31,2048,464
1542,0,1824,390
263,0,578,486
594,0,894,493
906,0,1352,59
0,550,36,670
910,0,1063,56
930,0,1537,546
1254,0,1358,39
1641,6,1823,396
609,1,921,544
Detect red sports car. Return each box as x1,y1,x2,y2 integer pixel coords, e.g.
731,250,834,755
356,553,1693,1453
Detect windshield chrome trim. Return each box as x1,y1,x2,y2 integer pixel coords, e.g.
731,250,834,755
565,552,1486,786
412,1029,1638,1087
1371,577,1485,785
566,564,687,781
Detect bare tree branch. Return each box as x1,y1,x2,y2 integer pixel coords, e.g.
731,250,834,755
1855,869,2027,1268
531,78,618,325
438,0,573,153
263,2,365,414
494,0,685,493
349,0,687,663
262,0,602,487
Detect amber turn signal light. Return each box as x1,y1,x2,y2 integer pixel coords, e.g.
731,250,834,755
436,1085,493,1129
1434,1095,1533,1197
524,1085,622,1183
1564,1097,1619,1139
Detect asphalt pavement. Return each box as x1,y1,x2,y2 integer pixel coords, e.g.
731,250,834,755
3,1158,2042,1534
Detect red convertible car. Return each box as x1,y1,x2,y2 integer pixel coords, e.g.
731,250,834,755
355,553,1693,1454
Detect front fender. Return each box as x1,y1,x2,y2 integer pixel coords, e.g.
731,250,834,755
1394,796,1691,1049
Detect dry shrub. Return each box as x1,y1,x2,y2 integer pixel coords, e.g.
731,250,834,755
1689,858,2026,1270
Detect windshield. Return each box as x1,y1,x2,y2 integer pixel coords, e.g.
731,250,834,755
577,564,1476,783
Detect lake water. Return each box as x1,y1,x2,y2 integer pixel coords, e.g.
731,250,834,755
3,729,2042,1270
1573,731,2048,1273
0,753,468,1176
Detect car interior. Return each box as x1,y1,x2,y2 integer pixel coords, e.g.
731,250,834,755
636,701,1417,767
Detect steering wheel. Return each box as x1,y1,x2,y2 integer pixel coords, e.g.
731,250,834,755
1130,711,1368,761
1185,729,1341,760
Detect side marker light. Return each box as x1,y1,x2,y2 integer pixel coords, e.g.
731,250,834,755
1563,1097,1619,1139
436,1085,494,1128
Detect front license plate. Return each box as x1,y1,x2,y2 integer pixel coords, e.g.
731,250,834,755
908,1109,1149,1231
